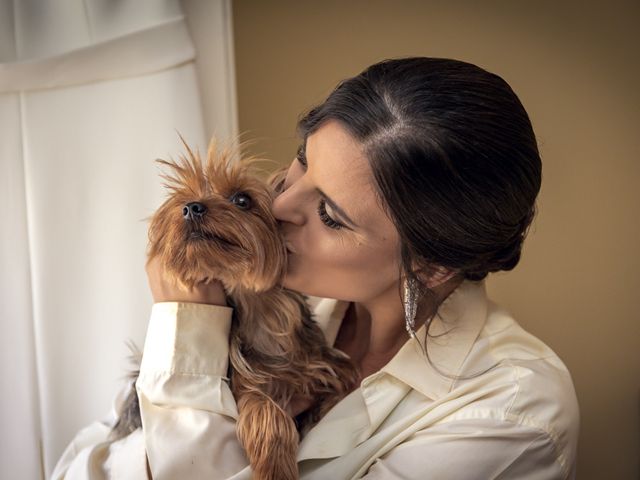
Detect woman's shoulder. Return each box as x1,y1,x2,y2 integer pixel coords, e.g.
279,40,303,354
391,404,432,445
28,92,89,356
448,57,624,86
478,299,578,401
475,298,578,406
452,298,580,470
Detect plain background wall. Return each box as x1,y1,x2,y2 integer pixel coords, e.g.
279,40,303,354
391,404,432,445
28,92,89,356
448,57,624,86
223,1,639,479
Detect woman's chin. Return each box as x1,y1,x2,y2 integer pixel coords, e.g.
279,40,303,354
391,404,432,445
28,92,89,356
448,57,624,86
280,270,297,291
281,254,317,296
280,265,307,294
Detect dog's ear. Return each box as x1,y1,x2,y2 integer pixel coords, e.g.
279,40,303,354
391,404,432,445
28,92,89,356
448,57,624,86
266,166,288,195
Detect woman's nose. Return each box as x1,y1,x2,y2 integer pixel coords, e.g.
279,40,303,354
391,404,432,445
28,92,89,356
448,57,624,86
271,177,306,226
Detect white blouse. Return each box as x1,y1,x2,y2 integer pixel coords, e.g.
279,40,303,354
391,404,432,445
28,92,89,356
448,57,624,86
51,279,580,479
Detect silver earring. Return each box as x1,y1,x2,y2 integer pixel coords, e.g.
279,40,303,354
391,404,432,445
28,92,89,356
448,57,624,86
403,276,418,340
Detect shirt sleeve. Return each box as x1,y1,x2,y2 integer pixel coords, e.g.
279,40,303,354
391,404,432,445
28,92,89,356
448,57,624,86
50,302,253,480
362,417,572,480
135,302,252,480
49,381,151,479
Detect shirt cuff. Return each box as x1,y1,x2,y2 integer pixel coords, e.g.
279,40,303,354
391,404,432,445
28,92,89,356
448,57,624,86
139,302,234,377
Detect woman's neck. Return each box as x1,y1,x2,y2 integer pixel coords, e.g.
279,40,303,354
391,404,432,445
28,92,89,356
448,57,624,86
335,277,462,380
333,284,404,379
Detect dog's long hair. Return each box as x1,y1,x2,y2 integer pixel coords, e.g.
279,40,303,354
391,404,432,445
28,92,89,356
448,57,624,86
111,137,359,479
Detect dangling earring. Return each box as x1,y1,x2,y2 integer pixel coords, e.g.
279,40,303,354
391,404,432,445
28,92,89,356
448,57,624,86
403,276,419,340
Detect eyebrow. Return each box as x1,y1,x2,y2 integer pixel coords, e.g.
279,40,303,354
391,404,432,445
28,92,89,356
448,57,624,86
298,142,358,228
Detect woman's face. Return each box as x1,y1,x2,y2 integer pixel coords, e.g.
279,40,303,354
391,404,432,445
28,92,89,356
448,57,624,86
272,120,402,303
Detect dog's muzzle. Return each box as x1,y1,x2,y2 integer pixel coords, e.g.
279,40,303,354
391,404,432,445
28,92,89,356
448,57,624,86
183,202,207,221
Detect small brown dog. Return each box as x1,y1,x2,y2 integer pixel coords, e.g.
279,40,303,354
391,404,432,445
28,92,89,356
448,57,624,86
111,137,359,479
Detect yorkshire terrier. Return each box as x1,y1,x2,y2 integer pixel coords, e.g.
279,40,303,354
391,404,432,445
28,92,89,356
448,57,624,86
110,136,359,480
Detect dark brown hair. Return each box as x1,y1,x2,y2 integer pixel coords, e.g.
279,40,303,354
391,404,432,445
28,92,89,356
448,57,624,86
296,57,542,372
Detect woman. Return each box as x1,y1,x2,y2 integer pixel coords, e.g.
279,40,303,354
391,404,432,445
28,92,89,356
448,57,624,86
53,57,580,479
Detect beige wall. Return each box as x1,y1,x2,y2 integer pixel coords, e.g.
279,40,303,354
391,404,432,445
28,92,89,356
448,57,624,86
231,1,639,478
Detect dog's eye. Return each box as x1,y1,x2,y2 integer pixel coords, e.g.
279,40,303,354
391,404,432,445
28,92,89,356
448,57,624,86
230,192,252,210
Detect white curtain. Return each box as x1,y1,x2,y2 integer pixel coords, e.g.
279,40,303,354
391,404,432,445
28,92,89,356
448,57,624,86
0,1,237,478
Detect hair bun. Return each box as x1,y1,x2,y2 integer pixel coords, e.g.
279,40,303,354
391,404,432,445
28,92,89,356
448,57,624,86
463,207,535,281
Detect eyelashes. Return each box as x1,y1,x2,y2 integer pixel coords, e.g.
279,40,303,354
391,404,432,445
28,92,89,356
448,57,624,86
317,198,343,230
295,148,344,230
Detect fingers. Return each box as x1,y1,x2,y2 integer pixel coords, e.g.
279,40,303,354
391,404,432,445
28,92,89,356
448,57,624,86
145,256,227,306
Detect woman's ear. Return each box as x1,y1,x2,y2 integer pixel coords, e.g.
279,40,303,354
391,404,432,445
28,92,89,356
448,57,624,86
414,265,458,289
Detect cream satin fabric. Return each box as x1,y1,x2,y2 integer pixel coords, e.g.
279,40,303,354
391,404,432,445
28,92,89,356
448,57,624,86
51,279,580,479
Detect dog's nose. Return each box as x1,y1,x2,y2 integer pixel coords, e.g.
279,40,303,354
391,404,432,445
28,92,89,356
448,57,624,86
183,202,207,220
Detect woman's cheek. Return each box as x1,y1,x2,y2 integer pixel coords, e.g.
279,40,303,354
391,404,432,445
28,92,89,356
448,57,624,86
312,232,349,264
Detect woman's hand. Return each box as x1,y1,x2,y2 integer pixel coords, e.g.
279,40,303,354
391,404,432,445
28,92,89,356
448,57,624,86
145,256,228,306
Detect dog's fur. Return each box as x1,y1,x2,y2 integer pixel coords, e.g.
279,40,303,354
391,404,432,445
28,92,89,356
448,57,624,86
110,137,359,479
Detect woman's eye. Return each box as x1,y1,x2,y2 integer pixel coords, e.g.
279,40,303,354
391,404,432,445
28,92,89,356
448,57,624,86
317,199,343,230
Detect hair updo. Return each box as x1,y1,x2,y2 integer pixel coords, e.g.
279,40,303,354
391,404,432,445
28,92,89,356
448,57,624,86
297,57,541,288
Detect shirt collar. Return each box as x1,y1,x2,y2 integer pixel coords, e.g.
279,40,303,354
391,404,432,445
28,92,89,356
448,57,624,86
382,279,488,400
311,279,488,401
299,280,488,461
